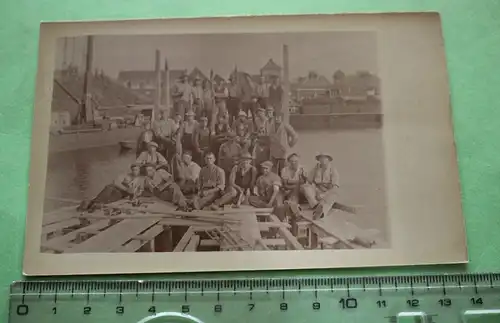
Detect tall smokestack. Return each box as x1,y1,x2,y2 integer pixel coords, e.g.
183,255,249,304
163,58,170,115
153,49,161,123
81,35,94,124
282,44,290,123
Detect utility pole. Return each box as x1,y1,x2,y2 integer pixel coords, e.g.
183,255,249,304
80,35,94,124
282,44,290,123
153,49,161,123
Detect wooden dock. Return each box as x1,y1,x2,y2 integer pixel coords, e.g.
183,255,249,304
41,198,380,253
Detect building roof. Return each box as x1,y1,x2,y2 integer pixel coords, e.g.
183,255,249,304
188,67,208,81
261,59,281,72
118,69,186,82
295,75,332,90
213,74,225,83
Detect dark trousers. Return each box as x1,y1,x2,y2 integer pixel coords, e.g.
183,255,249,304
227,97,241,125
92,184,129,205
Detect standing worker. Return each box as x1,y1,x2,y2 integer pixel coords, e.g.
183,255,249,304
269,112,299,174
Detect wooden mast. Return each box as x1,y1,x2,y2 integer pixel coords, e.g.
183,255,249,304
163,58,170,115
282,44,290,123
153,49,161,123
81,35,94,124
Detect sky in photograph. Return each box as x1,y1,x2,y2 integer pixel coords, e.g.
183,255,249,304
54,31,378,80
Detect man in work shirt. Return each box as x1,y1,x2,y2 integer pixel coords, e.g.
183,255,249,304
211,151,257,209
254,75,269,110
172,150,201,196
143,164,188,210
301,152,340,219
78,163,144,211
136,141,170,173
192,152,226,210
227,75,243,125
248,160,283,210
218,132,243,183
269,112,299,174
172,74,193,118
152,110,179,160
280,153,308,203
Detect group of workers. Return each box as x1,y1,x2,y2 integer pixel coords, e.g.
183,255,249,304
78,72,342,221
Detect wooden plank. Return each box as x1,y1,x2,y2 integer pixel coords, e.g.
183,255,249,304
80,211,241,224
42,205,81,225
258,222,291,231
268,214,304,250
301,213,356,249
42,220,111,251
67,219,160,253
262,238,287,247
173,227,196,252
238,213,261,248
42,218,82,236
158,218,222,227
131,225,164,241
114,240,145,253
199,239,219,247
184,235,200,252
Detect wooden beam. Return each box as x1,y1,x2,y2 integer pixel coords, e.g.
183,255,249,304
199,239,219,247
262,238,286,247
258,222,291,231
184,235,200,252
42,220,111,252
268,214,304,250
173,227,195,252
67,220,160,253
131,225,164,241
301,214,356,249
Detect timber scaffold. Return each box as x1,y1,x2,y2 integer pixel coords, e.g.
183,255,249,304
41,198,378,253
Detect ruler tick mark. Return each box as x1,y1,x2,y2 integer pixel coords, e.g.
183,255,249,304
184,285,188,302
249,285,253,300
217,286,220,302
410,281,414,296
378,282,382,296
151,285,155,303
86,286,90,304
442,281,447,296
347,283,351,297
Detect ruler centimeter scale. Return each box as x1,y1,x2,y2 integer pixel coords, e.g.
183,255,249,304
9,273,500,323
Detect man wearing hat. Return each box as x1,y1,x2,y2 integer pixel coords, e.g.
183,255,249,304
192,76,204,117
254,106,269,135
269,112,299,174
248,160,283,209
268,77,283,115
78,163,144,211
136,141,169,172
301,152,340,218
172,73,193,118
218,131,243,183
152,109,179,160
143,164,188,210
280,153,308,203
213,79,229,131
172,150,201,196
192,152,226,210
211,151,257,209
193,115,211,165
232,110,254,135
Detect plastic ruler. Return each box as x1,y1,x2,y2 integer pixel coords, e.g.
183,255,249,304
9,273,500,323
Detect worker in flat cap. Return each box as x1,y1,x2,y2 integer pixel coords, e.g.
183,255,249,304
192,151,226,210
248,160,284,210
269,112,299,174
227,74,243,126
210,151,257,209
280,152,308,204
172,149,201,196
254,106,269,135
78,162,144,211
143,163,188,210
172,72,193,118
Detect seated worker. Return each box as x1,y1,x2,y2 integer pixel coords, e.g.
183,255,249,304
136,141,170,173
78,163,143,211
143,164,188,211
172,150,201,195
210,151,257,209
301,152,340,219
192,152,226,210
235,122,252,154
280,153,308,204
248,160,283,210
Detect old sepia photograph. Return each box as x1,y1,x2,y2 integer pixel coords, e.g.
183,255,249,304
42,31,387,254
23,14,466,275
